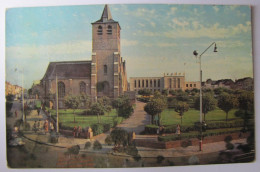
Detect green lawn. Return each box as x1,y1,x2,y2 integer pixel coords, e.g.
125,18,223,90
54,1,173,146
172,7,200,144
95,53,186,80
49,109,123,129
161,108,241,126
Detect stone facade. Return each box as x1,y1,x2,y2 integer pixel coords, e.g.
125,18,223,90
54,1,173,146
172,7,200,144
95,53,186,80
40,5,128,108
129,73,198,93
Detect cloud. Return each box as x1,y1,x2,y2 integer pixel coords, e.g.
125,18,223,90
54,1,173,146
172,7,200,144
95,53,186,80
150,22,156,27
121,39,138,46
164,22,251,39
6,40,92,60
138,23,145,27
171,18,189,27
167,7,177,16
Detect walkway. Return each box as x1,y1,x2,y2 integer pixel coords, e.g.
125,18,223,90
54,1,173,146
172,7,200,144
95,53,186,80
117,101,150,134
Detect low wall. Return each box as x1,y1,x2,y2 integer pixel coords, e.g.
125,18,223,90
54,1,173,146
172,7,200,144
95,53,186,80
59,129,87,139
135,132,250,149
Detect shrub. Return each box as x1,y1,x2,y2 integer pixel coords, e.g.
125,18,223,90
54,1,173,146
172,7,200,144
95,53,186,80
105,135,113,145
125,145,138,156
84,142,91,149
93,140,102,150
157,155,165,164
224,135,233,143
133,154,142,162
67,145,80,155
145,125,159,134
92,124,104,136
103,124,111,133
226,143,234,150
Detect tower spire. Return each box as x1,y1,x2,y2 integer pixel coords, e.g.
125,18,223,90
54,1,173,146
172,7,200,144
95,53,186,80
100,4,113,22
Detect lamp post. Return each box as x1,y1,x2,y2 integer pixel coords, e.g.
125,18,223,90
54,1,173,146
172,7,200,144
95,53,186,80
193,42,217,151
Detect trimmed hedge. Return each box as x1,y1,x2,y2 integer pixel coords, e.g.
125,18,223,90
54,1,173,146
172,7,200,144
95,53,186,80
91,124,104,136
145,125,159,134
158,128,242,142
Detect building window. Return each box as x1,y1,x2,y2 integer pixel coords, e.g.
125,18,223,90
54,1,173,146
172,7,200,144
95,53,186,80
186,84,188,87
190,84,192,87
134,80,136,88
174,78,176,88
146,80,148,87
150,80,153,87
58,81,65,98
154,80,156,87
169,78,172,88
178,78,180,88
194,84,196,87
107,25,112,34
138,80,140,88
142,80,144,87
97,25,102,35
79,81,86,94
158,79,160,87
104,65,107,75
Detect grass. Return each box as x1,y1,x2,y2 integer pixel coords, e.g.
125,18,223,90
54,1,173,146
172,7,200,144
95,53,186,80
49,109,123,129
160,108,241,126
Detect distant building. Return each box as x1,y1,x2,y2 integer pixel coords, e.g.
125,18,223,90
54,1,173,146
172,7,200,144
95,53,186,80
129,73,200,93
5,81,23,97
234,77,254,91
203,79,235,89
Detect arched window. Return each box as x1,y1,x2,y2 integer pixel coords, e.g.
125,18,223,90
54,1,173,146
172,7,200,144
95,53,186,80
79,81,86,94
104,65,107,75
97,25,102,35
107,25,112,34
58,82,65,98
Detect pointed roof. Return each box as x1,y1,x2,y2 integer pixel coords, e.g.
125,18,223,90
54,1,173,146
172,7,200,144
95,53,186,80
92,4,118,24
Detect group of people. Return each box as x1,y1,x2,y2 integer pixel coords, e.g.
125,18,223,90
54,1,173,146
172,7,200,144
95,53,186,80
73,126,82,138
32,119,55,134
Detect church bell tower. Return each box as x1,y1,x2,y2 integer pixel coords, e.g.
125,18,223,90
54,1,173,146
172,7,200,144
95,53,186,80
91,5,122,100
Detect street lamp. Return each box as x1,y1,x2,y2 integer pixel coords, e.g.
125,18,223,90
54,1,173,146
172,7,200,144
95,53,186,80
193,42,217,151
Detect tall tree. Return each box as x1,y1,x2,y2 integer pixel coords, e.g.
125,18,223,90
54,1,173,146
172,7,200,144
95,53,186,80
144,96,167,126
175,101,189,124
218,92,238,121
194,93,217,121
90,102,105,123
112,96,133,118
64,95,80,123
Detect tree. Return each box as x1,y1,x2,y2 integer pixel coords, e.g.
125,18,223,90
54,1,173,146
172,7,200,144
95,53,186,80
237,91,254,131
110,128,129,148
90,102,105,123
138,89,152,96
64,95,80,123
176,91,189,102
161,89,168,96
112,96,133,118
144,97,167,126
98,96,112,115
79,93,90,108
194,93,217,121
175,101,189,124
218,92,238,121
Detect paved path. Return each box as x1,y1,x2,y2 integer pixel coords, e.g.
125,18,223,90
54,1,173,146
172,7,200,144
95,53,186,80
117,101,150,134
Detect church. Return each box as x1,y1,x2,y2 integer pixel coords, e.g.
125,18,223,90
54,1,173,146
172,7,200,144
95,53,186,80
40,5,128,108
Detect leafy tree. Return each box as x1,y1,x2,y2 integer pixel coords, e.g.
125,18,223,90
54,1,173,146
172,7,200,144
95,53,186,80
90,102,105,123
161,89,168,96
175,101,189,124
79,93,91,108
238,91,254,113
176,91,189,102
169,89,177,96
112,96,133,118
144,97,167,126
110,128,129,148
218,92,238,121
138,89,152,96
98,96,112,115
64,95,80,123
236,91,254,131
194,93,217,121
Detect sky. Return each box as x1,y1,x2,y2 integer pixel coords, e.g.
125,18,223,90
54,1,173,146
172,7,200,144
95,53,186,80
5,4,253,89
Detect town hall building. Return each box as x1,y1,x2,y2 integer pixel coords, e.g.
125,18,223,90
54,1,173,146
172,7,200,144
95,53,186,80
40,5,128,108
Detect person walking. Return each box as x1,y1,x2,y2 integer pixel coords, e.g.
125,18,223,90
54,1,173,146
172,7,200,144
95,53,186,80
44,120,49,134
15,110,18,118
73,126,77,137
77,126,82,138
